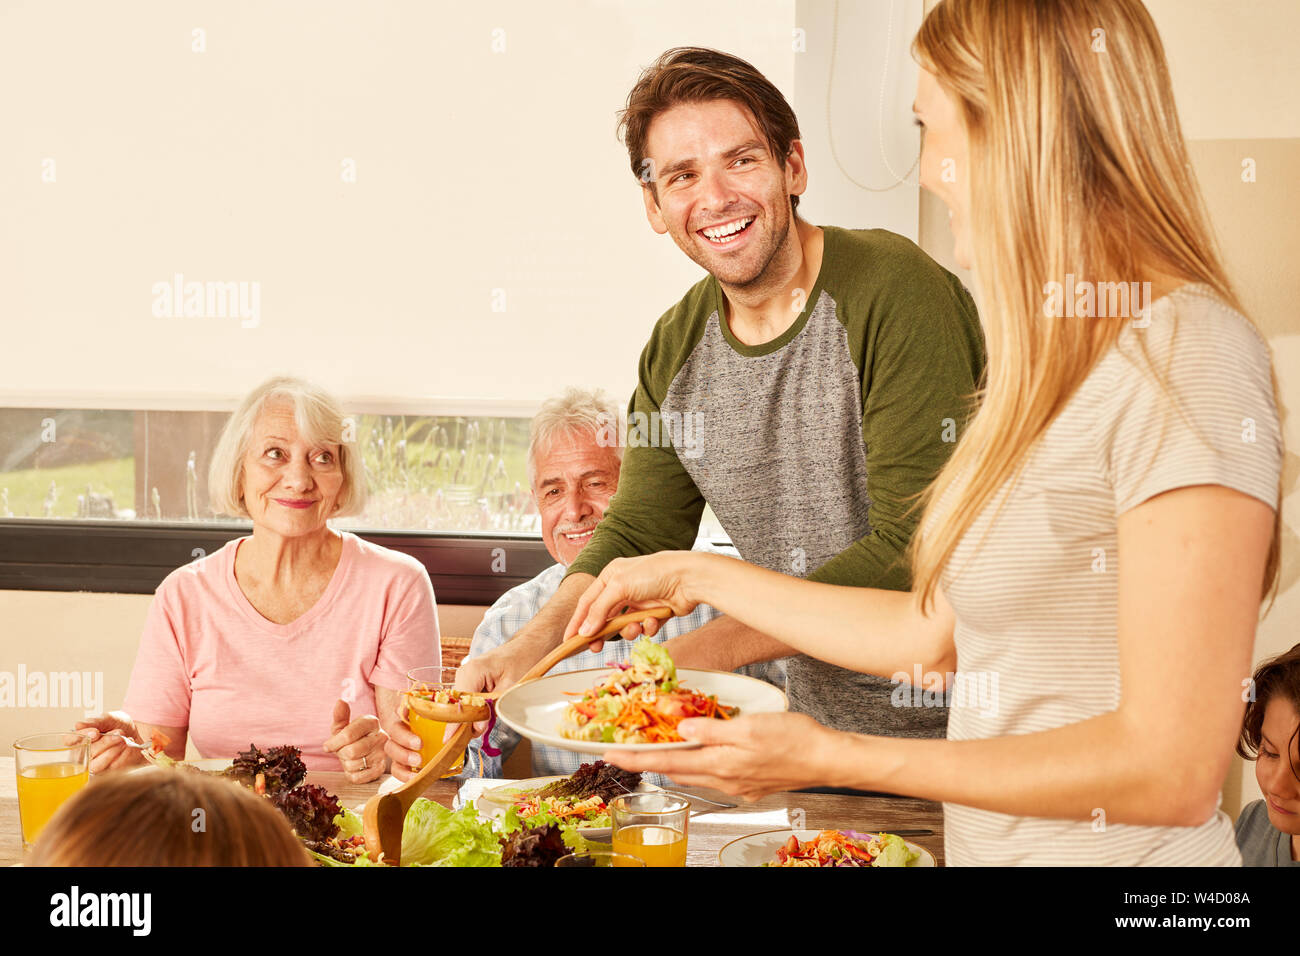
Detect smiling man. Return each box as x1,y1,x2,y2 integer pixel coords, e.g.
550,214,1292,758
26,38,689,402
457,47,984,746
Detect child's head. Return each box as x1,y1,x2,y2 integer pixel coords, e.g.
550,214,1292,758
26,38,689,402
29,767,314,866
1238,643,1300,835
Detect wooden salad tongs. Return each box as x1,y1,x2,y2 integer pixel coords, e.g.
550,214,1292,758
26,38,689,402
362,605,673,865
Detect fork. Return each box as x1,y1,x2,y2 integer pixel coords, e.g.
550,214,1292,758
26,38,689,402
101,731,160,764
670,790,738,814
608,776,738,816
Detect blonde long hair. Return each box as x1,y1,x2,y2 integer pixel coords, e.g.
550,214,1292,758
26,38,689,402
909,0,1281,608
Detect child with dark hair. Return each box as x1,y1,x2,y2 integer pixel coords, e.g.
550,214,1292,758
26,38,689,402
1235,643,1300,866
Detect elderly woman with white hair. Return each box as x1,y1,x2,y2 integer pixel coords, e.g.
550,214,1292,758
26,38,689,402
76,376,439,782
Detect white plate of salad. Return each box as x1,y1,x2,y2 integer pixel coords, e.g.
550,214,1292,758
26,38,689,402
718,828,936,867
129,757,232,774
475,763,662,840
495,639,788,754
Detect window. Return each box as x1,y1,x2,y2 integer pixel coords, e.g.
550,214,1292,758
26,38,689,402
0,407,731,536
0,409,534,532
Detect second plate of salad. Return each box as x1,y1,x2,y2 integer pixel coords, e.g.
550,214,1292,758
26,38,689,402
474,761,661,840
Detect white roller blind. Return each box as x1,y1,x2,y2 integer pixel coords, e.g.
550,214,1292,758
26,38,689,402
1,0,924,413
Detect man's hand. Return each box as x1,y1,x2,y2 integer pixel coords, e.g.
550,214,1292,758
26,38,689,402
455,572,595,732
453,642,536,699
452,642,543,735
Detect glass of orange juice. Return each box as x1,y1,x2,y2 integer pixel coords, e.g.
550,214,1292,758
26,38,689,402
14,731,92,851
405,666,467,778
610,792,690,867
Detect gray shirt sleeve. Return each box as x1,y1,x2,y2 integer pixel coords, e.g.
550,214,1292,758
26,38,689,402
1235,799,1300,867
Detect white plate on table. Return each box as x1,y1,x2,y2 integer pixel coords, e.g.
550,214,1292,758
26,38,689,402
130,757,232,773
718,828,935,867
474,775,662,840
495,667,789,754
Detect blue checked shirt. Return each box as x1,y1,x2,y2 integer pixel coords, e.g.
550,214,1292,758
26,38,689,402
458,541,786,786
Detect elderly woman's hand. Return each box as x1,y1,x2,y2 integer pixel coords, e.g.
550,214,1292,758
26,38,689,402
384,717,425,783
75,714,147,774
323,699,388,783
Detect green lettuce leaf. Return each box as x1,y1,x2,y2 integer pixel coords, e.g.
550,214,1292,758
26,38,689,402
317,800,502,867
871,833,921,867
402,799,502,867
498,799,610,834
335,806,364,840
632,637,677,691
561,829,607,854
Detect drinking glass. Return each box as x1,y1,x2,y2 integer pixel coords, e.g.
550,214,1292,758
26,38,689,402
610,792,690,867
14,731,93,851
405,666,467,778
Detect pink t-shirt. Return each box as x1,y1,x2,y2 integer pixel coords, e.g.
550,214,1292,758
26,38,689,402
123,531,440,770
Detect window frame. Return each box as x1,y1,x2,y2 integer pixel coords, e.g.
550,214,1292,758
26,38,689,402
0,519,556,606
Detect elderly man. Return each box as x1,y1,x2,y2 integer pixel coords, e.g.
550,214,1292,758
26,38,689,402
386,386,779,781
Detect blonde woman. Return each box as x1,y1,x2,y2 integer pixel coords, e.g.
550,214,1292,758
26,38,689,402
76,377,439,782
565,0,1282,865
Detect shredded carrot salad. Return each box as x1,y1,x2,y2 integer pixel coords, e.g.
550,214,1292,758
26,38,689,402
560,640,738,745
513,794,607,824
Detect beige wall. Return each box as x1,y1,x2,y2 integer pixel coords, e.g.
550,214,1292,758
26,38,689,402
0,0,799,414
793,0,925,239
1,591,153,751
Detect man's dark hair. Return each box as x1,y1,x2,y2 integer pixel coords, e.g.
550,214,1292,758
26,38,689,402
617,47,802,212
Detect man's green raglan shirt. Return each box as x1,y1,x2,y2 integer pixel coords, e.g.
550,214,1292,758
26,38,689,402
567,226,985,738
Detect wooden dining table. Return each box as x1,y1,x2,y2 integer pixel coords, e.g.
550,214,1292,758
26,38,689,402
1,756,945,866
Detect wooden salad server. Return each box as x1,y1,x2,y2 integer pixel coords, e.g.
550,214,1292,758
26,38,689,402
362,605,673,865
515,605,673,692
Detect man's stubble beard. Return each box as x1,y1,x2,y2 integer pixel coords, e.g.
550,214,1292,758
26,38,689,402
677,196,798,296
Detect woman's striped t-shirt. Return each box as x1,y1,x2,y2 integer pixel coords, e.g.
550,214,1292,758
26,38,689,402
940,284,1282,866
